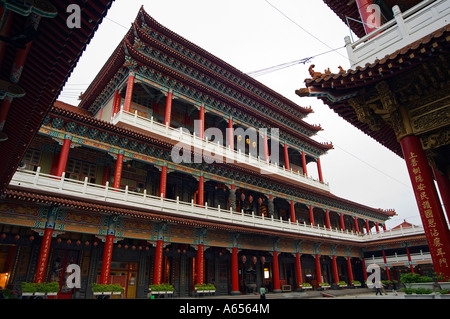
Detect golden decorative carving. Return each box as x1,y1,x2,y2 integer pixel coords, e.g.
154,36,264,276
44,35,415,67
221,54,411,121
348,97,383,131
420,127,450,150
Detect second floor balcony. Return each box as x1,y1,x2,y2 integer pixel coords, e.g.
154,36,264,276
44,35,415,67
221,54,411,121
111,108,330,192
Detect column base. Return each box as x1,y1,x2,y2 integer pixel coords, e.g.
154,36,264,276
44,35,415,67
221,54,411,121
231,291,241,295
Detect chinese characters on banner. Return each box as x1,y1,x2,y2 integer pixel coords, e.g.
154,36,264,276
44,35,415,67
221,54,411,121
407,147,449,275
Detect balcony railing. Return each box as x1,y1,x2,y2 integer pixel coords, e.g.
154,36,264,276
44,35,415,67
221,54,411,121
111,109,330,192
345,0,449,68
10,168,366,241
365,251,432,267
364,224,425,241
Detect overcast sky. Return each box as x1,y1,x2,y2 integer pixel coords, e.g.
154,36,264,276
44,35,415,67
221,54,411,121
58,0,429,229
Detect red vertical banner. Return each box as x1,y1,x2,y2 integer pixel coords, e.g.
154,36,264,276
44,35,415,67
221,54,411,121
123,74,135,113
361,258,368,282
382,250,391,281
295,252,303,288
153,240,164,285
231,247,239,294
196,244,204,285
113,153,123,189
406,247,415,274
100,234,115,285
34,227,54,283
272,250,281,292
401,135,450,278
112,90,121,116
56,138,71,177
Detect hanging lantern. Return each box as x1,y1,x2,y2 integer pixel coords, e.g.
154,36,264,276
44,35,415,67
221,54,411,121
145,246,150,251
117,244,122,248
14,234,20,240
242,255,247,263
252,141,257,148
29,236,35,241
124,244,129,249
261,256,266,264
76,240,81,246
240,193,245,201
66,239,71,245
0,233,6,239
85,241,90,246
246,138,250,144
237,135,242,142
57,238,62,244
258,198,263,205
249,195,253,203
93,241,98,247
252,256,257,264
132,245,136,250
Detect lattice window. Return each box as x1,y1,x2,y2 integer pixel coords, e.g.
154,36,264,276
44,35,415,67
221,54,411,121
66,159,96,183
22,149,41,171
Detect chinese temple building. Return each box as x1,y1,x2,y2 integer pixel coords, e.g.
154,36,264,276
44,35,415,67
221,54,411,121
297,0,450,278
0,5,435,299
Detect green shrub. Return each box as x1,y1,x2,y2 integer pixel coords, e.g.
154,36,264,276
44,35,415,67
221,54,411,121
400,273,433,283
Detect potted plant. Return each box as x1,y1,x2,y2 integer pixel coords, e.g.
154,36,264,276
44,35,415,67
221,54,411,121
149,283,174,298
437,289,450,299
402,287,435,299
21,282,60,298
400,273,434,290
195,283,216,295
436,273,450,290
92,283,124,299
301,282,312,290
21,282,36,297
338,281,347,288
352,280,362,287
320,282,331,289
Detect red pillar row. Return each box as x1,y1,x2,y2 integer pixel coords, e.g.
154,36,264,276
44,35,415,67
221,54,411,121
347,257,354,285
284,143,290,170
290,200,296,223
159,165,167,198
301,151,308,176
315,254,322,285
295,252,303,288
339,213,345,231
309,205,314,227
34,227,53,283
325,209,331,229
198,176,204,206
317,158,323,182
198,105,205,139
382,249,391,281
332,255,339,284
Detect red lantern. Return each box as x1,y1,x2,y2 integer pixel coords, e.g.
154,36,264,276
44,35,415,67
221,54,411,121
242,255,247,263
0,233,6,239
57,238,62,244
258,198,263,205
261,256,266,264
29,236,35,241
66,239,71,244
14,234,20,240
249,195,253,203
240,193,245,201
76,240,81,246
252,256,257,264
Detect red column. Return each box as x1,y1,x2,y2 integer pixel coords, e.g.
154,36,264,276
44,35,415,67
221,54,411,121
123,73,135,113
317,158,324,182
231,247,239,294
400,135,450,278
315,254,322,284
361,258,368,282
375,222,380,233
355,0,380,34
290,200,296,223
196,244,204,285
406,247,415,274
227,118,234,150
332,255,339,285
284,143,290,170
347,257,354,285
113,153,124,189
383,224,387,232
198,105,205,139
432,165,450,221
301,151,308,176
272,250,281,292
365,219,371,234
325,209,331,229
354,216,360,234
159,165,167,198
295,252,303,289
56,138,71,177
153,239,164,285
382,250,391,281
34,227,53,283
100,234,114,285
198,176,204,206
164,90,173,126
339,213,345,231
309,205,315,227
